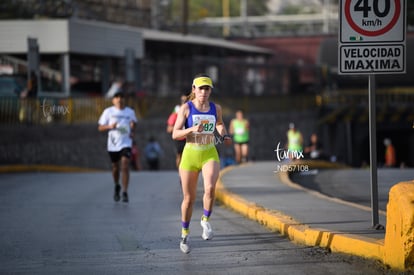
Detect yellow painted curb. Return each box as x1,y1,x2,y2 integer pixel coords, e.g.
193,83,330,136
384,181,414,270
216,163,384,264
0,164,102,173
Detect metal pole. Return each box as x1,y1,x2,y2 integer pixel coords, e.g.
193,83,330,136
368,74,379,227
345,120,353,164
181,0,188,35
151,0,160,30
62,53,70,97
222,0,230,37
241,0,248,37
323,0,330,33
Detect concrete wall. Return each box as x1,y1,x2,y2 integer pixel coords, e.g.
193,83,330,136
0,111,318,170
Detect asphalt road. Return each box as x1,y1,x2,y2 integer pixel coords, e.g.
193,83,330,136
0,171,396,274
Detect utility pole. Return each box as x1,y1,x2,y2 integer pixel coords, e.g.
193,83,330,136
222,0,230,37
151,1,160,30
323,0,330,33
241,0,248,37
182,0,188,35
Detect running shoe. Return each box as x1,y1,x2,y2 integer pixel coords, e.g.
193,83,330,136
114,184,121,202
122,192,129,203
200,218,213,240
180,235,190,254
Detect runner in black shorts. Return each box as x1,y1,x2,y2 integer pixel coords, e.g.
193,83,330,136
109,148,132,163
167,94,188,169
98,92,138,203
175,140,186,158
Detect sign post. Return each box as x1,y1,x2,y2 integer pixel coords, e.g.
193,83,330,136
339,0,406,228
339,0,406,75
368,74,379,227
27,37,41,96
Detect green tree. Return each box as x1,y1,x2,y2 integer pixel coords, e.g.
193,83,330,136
169,0,269,22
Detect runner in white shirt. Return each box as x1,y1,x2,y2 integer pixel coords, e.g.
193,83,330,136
98,92,138,202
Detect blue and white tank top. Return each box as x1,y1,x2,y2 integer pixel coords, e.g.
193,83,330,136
185,101,217,134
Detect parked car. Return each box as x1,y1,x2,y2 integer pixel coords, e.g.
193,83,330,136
0,75,27,122
0,74,26,97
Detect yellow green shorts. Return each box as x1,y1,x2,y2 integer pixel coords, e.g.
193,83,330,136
179,143,220,172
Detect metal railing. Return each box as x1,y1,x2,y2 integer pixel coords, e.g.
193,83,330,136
320,87,414,107
0,95,318,125
1,90,414,125
0,97,144,125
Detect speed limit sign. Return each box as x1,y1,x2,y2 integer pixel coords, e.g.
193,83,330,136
340,0,405,43
339,0,406,74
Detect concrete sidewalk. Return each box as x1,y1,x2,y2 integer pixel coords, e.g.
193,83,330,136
216,161,387,263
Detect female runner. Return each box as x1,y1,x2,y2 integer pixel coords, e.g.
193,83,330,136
172,74,232,253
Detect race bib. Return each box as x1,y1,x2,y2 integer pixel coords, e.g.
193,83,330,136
192,114,216,134
116,123,129,135
235,127,245,135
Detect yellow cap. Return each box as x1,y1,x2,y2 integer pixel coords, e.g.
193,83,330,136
192,76,213,88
